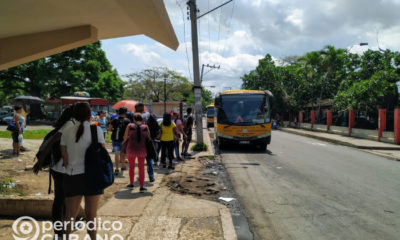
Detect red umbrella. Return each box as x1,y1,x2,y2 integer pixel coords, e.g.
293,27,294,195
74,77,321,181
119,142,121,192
112,100,149,112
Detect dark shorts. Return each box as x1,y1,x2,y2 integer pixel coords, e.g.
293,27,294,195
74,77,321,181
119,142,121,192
184,132,192,143
112,141,122,153
63,174,104,198
12,131,19,143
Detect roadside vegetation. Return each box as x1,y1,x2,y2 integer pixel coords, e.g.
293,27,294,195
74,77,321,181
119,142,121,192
242,46,400,114
0,130,112,143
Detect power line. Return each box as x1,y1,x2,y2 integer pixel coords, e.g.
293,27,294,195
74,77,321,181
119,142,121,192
220,0,236,59
176,0,192,82
207,0,211,54
216,1,223,55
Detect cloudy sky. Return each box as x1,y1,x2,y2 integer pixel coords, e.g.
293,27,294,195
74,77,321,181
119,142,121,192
101,0,400,94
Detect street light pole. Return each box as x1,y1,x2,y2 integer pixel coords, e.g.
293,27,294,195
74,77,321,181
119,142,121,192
164,76,167,113
188,0,203,144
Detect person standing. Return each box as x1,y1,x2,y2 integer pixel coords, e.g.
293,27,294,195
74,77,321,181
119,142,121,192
134,103,155,182
97,110,107,139
147,113,161,168
182,108,194,157
108,107,130,175
49,106,75,237
61,103,105,239
124,113,150,193
173,112,185,162
160,113,177,169
12,106,26,156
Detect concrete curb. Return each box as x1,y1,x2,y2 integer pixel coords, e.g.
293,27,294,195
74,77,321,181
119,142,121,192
220,207,238,240
281,128,400,150
281,128,400,162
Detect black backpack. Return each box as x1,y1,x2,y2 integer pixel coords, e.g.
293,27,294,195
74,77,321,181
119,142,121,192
33,129,62,174
111,118,128,142
85,126,114,191
147,114,160,140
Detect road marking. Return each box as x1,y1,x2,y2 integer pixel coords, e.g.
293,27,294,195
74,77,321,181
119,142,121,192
306,142,327,147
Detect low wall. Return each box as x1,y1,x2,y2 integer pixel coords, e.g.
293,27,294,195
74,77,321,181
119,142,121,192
328,126,348,136
313,124,327,132
0,195,85,218
351,128,378,141
288,121,397,144
301,123,312,129
381,131,395,144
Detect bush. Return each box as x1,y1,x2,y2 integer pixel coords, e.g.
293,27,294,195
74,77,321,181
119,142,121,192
191,143,208,152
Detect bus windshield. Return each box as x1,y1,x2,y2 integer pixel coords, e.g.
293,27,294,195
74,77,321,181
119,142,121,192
218,94,270,125
207,107,215,117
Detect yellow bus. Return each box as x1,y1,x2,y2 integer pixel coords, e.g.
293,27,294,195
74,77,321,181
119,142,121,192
214,90,273,150
206,103,215,128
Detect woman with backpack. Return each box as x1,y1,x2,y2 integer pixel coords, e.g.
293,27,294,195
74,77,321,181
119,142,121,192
61,102,105,239
123,113,150,193
33,105,75,237
160,113,177,169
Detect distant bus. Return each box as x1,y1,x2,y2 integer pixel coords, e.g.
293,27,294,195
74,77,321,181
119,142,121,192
214,90,273,150
206,103,215,128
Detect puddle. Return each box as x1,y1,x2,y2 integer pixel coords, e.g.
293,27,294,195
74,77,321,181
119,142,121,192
232,213,254,240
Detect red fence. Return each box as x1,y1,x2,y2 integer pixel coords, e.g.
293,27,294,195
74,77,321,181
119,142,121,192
294,108,400,144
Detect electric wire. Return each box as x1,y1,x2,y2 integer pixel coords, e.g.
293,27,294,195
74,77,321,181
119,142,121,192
176,0,193,82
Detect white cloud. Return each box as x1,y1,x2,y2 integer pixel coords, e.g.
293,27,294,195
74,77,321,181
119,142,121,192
103,0,400,93
285,9,304,30
120,43,167,67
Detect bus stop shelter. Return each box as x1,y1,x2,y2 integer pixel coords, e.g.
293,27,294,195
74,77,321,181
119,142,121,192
0,0,179,70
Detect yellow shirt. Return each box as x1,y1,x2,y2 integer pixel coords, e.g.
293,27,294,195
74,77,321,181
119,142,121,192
160,122,176,141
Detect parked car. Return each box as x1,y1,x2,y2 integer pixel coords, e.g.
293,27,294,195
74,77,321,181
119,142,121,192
1,115,14,125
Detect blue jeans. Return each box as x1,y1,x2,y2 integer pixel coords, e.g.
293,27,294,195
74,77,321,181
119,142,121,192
146,157,154,180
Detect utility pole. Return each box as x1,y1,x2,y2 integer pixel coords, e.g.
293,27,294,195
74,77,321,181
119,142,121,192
164,76,167,113
188,0,203,144
187,0,232,145
200,64,220,82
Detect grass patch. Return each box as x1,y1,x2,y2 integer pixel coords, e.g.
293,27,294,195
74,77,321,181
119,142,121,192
191,143,208,152
0,177,24,196
0,130,51,139
0,130,112,143
105,132,111,143
200,155,214,160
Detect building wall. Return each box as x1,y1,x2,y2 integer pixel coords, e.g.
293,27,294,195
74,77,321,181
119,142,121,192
151,102,186,117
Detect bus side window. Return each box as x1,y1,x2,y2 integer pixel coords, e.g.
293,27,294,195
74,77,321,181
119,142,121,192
265,97,271,123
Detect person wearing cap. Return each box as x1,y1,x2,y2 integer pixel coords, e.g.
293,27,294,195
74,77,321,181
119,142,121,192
108,107,130,175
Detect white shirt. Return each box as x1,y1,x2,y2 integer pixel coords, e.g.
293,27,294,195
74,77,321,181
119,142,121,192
51,120,75,173
60,121,105,175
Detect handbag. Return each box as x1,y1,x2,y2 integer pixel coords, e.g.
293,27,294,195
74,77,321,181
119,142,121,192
145,138,157,161
7,122,18,132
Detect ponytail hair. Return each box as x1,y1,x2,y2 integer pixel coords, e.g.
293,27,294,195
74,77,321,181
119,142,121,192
73,102,92,142
133,113,143,142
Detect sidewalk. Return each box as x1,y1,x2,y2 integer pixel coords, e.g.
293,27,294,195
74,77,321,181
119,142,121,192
93,127,236,240
282,127,400,161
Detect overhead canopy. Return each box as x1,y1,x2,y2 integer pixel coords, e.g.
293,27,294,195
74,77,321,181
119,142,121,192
0,0,179,70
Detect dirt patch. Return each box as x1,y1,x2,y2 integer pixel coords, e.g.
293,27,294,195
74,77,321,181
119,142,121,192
161,155,227,201
0,137,118,208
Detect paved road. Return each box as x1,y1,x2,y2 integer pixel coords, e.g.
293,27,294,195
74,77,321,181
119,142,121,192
220,130,400,240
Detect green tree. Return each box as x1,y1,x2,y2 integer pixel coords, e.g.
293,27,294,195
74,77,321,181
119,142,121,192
242,46,400,114
124,67,213,109
0,42,124,104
